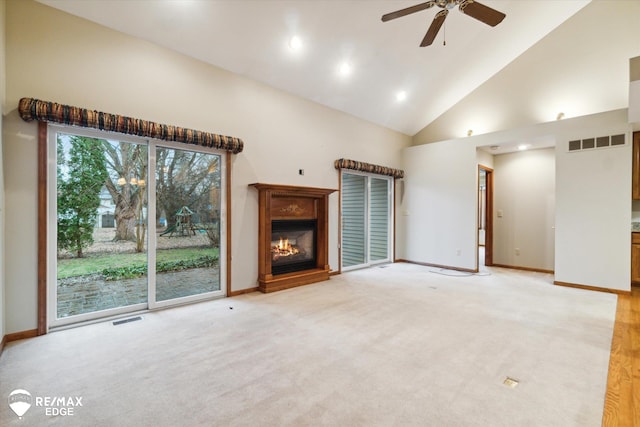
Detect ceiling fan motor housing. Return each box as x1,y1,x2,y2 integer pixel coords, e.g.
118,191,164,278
437,0,460,10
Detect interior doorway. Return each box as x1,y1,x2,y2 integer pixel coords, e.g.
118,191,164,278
478,165,493,267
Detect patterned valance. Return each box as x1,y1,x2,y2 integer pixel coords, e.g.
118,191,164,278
18,97,244,154
334,158,404,179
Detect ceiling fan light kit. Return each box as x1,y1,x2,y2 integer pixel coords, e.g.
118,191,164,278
382,0,506,47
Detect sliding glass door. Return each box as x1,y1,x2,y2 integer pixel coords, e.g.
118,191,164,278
154,146,222,305
49,127,225,327
341,172,392,271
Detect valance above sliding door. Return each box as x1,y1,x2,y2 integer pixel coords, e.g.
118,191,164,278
334,158,404,179
18,97,244,154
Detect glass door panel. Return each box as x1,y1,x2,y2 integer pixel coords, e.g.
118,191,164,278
342,173,367,268
154,147,222,302
369,177,390,262
55,134,148,322
341,172,392,270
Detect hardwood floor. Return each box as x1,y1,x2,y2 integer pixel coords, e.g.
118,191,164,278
603,286,640,426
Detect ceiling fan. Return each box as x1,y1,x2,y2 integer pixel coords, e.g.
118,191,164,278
381,0,506,47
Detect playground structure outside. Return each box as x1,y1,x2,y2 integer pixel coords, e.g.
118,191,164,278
58,226,213,258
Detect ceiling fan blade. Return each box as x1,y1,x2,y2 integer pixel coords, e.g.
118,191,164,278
459,0,506,27
382,1,435,22
420,9,448,47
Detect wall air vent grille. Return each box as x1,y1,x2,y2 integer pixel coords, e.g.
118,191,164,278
568,134,626,152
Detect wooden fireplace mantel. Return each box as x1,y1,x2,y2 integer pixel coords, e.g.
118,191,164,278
250,183,336,293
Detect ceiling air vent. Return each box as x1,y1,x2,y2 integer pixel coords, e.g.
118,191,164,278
568,134,626,152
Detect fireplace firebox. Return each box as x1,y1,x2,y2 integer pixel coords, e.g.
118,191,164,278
271,220,317,275
250,183,336,293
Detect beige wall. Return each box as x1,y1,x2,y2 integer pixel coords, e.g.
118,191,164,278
630,57,640,124
493,148,555,271
413,0,640,145
2,0,410,333
630,56,640,82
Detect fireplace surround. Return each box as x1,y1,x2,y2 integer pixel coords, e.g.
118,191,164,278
250,183,336,293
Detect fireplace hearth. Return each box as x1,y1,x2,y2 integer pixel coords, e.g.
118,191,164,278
250,183,336,293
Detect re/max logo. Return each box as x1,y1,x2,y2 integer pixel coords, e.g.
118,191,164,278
35,396,83,407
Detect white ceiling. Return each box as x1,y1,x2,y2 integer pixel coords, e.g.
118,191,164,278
37,0,591,136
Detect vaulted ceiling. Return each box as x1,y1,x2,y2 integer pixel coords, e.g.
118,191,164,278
36,0,637,143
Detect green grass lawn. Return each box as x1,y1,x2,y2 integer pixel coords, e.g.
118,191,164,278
57,247,218,279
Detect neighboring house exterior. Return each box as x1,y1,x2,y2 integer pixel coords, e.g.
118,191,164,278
96,186,115,228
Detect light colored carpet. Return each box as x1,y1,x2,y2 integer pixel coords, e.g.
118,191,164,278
0,263,617,426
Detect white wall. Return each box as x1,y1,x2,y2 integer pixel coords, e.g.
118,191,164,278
629,56,640,125
2,0,410,333
493,148,555,270
555,111,632,291
399,140,478,270
630,57,640,124
397,148,495,267
631,80,640,124
3,113,37,333
476,149,494,169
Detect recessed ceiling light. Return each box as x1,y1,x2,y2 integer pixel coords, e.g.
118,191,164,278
517,144,530,151
289,35,303,51
338,62,352,77
396,91,407,102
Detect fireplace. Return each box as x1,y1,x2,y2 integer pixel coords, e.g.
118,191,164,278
250,183,336,293
271,219,317,275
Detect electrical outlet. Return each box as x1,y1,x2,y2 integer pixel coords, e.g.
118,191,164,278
456,249,461,256
515,248,520,255
299,169,304,175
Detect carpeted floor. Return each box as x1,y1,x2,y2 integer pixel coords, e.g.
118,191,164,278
0,263,617,426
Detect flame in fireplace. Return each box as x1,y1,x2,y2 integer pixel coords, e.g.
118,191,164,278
272,236,300,259
278,237,289,251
